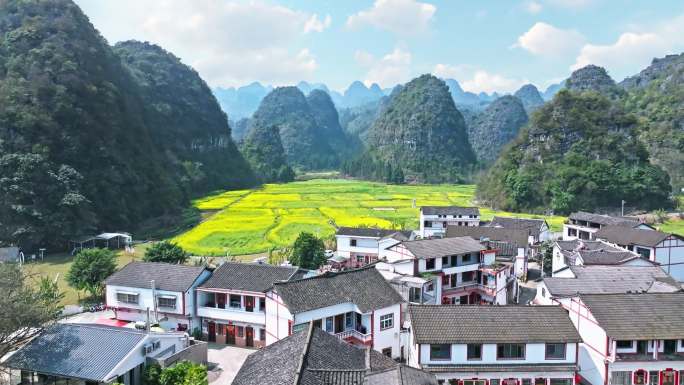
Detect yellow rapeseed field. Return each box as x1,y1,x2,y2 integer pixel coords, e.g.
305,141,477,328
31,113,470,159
172,179,567,256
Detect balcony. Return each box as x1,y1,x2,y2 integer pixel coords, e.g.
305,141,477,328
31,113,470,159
197,305,266,325
335,329,372,343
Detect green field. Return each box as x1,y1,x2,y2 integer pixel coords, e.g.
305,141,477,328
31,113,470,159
173,179,567,256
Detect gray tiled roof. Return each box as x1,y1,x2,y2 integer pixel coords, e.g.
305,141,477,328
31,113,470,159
3,324,146,381
490,216,547,238
0,246,20,263
421,206,480,216
401,237,485,259
105,261,206,292
569,211,640,227
274,266,403,314
555,240,622,253
199,262,300,293
409,305,581,344
543,265,682,297
446,226,529,248
337,227,412,239
581,293,684,339
233,324,429,385
595,226,674,247
365,366,438,385
577,249,642,265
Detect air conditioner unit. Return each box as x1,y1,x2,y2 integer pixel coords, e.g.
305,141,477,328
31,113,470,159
143,343,154,355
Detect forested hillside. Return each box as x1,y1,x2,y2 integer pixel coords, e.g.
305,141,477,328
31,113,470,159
467,96,528,166
344,75,476,183
477,89,671,214
0,0,253,250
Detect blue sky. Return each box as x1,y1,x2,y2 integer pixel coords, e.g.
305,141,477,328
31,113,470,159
76,0,684,93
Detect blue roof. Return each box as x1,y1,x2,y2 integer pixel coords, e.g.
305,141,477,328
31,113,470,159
4,324,146,381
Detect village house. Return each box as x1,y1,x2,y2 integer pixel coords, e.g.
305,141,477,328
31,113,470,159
195,262,302,349
2,323,206,385
265,266,405,359
564,293,684,385
376,261,438,305
551,239,655,276
489,216,551,244
105,262,210,331
381,237,514,305
593,227,684,281
419,206,480,238
233,323,438,385
407,305,582,385
535,265,682,306
331,226,413,270
562,212,651,241
446,225,530,278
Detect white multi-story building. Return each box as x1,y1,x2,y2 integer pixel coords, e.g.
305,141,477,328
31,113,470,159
562,212,651,241
195,262,302,349
407,305,582,385
551,239,655,276
564,293,684,385
265,266,405,359
332,227,413,270
381,237,514,305
419,206,480,238
105,261,210,331
594,227,684,282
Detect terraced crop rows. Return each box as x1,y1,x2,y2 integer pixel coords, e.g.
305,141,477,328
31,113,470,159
173,179,567,256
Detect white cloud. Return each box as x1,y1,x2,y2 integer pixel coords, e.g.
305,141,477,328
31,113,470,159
75,0,327,87
524,1,543,14
432,64,528,94
355,48,413,88
547,0,593,9
346,0,436,36
514,22,585,57
571,14,684,79
304,14,332,34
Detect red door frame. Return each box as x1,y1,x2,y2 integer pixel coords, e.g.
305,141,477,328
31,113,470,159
245,326,254,347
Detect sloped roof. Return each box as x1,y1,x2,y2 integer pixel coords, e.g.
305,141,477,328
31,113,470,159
401,237,486,259
0,246,20,263
365,365,438,385
446,226,529,248
421,206,479,216
233,325,423,385
3,324,146,381
568,212,639,227
490,216,547,237
555,239,623,252
337,227,411,239
577,249,643,265
543,265,682,297
594,226,674,247
274,266,403,314
409,305,581,344
199,262,300,293
105,261,206,292
581,293,684,339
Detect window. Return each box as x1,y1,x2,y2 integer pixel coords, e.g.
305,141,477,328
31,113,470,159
345,312,354,329
467,344,482,360
442,256,449,266
616,340,633,349
259,328,265,341
545,343,566,360
430,344,451,360
568,228,577,237
610,372,631,385
157,295,176,309
259,297,266,312
424,221,432,227
535,379,546,385
462,253,473,263
237,326,244,337
650,371,659,385
229,295,241,308
462,271,475,282
382,348,392,357
522,380,531,385
380,313,394,330
409,287,421,303
463,381,487,385
426,258,436,270
634,370,647,385
491,380,500,385
326,317,333,332
664,339,677,354
351,239,357,247
497,344,525,360
116,292,139,304
549,380,572,385
679,371,684,385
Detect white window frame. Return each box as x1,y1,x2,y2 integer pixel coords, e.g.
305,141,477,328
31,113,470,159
116,292,139,304
156,295,177,309
379,313,394,330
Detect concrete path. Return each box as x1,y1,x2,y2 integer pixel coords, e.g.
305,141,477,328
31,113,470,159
207,343,253,385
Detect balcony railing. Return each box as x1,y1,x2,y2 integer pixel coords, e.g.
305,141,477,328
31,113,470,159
335,329,372,343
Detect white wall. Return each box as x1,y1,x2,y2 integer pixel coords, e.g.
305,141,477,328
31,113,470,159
373,304,402,359
294,302,359,325
418,342,576,365
336,235,380,257
264,291,293,345
105,333,188,382
653,237,684,282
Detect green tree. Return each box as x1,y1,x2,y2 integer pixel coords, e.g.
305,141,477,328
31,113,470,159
0,263,64,359
144,361,207,385
66,248,117,299
144,241,189,264
291,232,326,269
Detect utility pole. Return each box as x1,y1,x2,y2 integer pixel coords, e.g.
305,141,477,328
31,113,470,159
621,200,626,217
